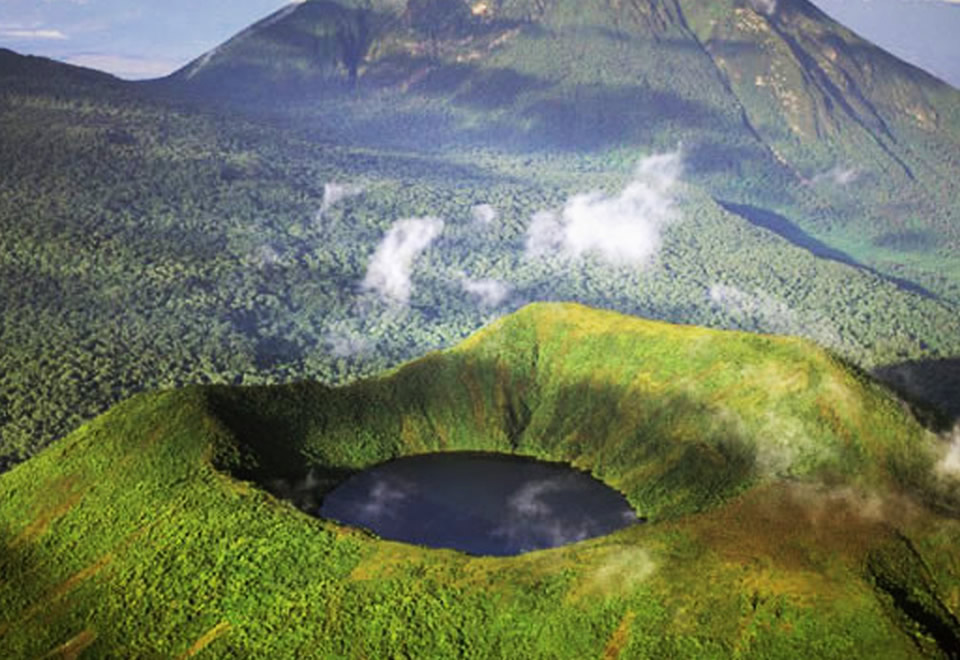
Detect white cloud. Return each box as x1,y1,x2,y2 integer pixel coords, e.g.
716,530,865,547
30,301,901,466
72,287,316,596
585,547,656,594
710,284,797,335
325,329,371,358
525,151,682,267
709,283,841,348
317,182,364,221
471,203,497,225
362,217,444,304
461,277,510,307
752,411,832,477
812,165,860,186
525,210,564,257
268,469,324,514
248,243,282,269
0,28,67,39
748,0,778,15
936,425,960,478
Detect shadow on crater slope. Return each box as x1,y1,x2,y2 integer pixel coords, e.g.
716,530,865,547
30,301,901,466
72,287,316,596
206,356,758,522
204,302,953,524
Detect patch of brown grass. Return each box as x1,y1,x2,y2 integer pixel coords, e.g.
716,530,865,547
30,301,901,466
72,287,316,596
688,481,896,569
602,610,635,659
10,476,85,547
177,621,231,659
41,628,97,659
348,540,434,581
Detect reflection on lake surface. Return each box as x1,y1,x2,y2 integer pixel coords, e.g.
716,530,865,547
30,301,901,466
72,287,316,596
320,452,641,556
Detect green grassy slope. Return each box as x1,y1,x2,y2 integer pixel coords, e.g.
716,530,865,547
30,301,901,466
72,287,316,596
2,303,959,657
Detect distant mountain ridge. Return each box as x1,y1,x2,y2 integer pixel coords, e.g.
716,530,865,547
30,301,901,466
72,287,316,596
0,47,118,84
159,0,960,299
167,0,959,152
811,0,960,88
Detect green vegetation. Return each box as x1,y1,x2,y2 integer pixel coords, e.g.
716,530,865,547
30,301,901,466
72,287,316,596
1,303,958,657
168,0,960,300
3,1,960,654
3,30,960,469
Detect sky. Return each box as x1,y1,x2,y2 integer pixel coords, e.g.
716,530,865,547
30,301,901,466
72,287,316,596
812,0,960,86
0,0,289,79
0,0,959,86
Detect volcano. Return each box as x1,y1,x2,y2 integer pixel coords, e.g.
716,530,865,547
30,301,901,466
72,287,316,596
2,304,959,656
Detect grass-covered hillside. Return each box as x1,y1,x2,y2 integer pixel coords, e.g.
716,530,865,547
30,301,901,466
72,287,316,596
1,304,959,657
2,44,959,470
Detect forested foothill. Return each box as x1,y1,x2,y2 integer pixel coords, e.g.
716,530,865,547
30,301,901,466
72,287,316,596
2,0,960,470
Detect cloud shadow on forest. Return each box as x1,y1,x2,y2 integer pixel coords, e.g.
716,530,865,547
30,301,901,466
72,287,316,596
717,200,941,301
344,44,727,153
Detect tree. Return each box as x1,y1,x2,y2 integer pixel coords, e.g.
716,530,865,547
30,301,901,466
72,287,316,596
336,7,373,85
405,0,471,60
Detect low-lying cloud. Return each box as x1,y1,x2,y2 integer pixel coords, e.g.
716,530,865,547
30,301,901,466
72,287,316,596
0,28,67,40
269,469,322,514
710,284,798,336
525,151,682,267
65,54,181,79
812,165,860,186
709,283,840,348
317,182,365,220
461,277,511,307
748,0,778,16
471,203,497,226
583,547,656,595
325,327,372,358
937,425,960,478
363,217,444,304
248,243,283,269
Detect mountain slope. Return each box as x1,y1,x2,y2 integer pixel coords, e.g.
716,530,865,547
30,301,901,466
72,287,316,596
160,0,960,302
0,48,118,86
810,0,960,89
678,0,960,253
3,44,960,472
1,303,959,657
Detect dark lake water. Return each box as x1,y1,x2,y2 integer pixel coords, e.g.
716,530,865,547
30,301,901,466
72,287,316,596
319,452,641,556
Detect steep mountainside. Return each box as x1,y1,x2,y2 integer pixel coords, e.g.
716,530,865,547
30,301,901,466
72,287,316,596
162,0,960,302
810,0,960,88
2,304,959,657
